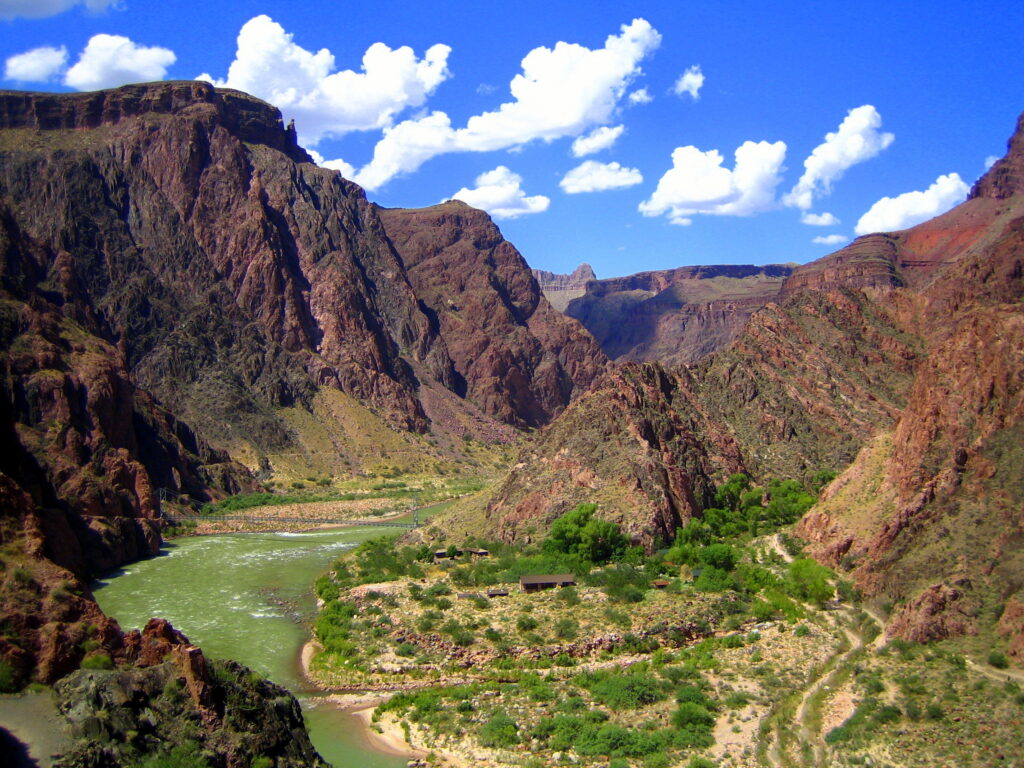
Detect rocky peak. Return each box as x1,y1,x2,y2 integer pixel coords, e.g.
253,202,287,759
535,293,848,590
970,111,1024,200
0,80,312,163
532,262,597,291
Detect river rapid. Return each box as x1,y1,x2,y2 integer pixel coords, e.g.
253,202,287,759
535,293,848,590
93,525,409,768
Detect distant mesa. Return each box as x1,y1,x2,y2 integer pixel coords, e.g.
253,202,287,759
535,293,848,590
532,262,597,312
540,262,797,365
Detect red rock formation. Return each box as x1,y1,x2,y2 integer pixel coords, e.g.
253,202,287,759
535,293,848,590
789,113,1024,641
485,362,744,547
885,584,977,643
997,598,1024,659
378,203,608,428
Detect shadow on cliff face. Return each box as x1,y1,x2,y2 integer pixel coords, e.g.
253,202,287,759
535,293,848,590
0,726,41,767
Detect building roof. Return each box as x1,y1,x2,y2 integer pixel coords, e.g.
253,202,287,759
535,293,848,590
520,573,576,585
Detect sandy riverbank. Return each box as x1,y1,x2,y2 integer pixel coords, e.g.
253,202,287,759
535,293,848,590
301,641,428,761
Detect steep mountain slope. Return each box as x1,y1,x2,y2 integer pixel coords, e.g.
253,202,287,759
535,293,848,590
559,264,796,364
478,112,1024,648
796,133,1024,645
0,82,603,462
483,362,744,548
378,204,607,429
0,80,604,704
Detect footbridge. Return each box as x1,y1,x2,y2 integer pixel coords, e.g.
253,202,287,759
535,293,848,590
162,512,418,529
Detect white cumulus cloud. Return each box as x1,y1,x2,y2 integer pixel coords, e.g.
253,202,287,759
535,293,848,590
673,65,704,100
560,160,642,194
784,105,895,210
812,234,848,246
984,155,1000,170
352,18,661,190
0,0,118,20
450,166,550,219
628,87,652,105
639,140,787,225
4,45,67,81
307,149,356,179
801,211,840,226
854,173,969,235
571,125,624,157
63,34,176,91
198,15,451,147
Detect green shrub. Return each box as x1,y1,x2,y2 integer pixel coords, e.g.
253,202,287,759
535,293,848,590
676,684,714,708
396,643,417,657
81,654,113,670
478,710,519,748
543,504,628,564
723,691,750,709
555,618,579,640
671,702,715,729
141,743,211,768
785,559,833,605
988,650,1009,669
578,671,668,709
516,616,539,632
0,658,19,692
558,586,581,606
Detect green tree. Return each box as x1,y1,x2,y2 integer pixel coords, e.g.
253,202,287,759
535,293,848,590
786,558,834,605
714,473,751,511
544,504,627,564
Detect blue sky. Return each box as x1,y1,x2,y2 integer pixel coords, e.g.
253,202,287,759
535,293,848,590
2,1,1023,278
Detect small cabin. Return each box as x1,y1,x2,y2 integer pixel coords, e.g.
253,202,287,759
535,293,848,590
486,588,509,598
651,579,670,590
434,547,464,561
520,574,576,593
464,547,490,557
457,592,482,600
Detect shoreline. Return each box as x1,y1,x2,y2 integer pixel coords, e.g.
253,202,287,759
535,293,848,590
300,640,428,761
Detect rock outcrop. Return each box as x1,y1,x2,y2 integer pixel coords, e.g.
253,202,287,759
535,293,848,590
533,263,596,312
378,204,607,428
483,362,744,548
52,656,326,768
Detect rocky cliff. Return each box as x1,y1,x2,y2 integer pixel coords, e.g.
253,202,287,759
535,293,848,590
0,82,602,458
378,204,607,428
559,264,796,365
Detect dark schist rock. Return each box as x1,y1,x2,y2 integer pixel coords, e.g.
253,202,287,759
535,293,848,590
53,651,327,768
1,82,602,447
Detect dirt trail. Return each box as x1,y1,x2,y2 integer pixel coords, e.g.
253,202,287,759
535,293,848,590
762,533,885,768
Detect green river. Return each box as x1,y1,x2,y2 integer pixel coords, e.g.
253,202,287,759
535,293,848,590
92,525,409,768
